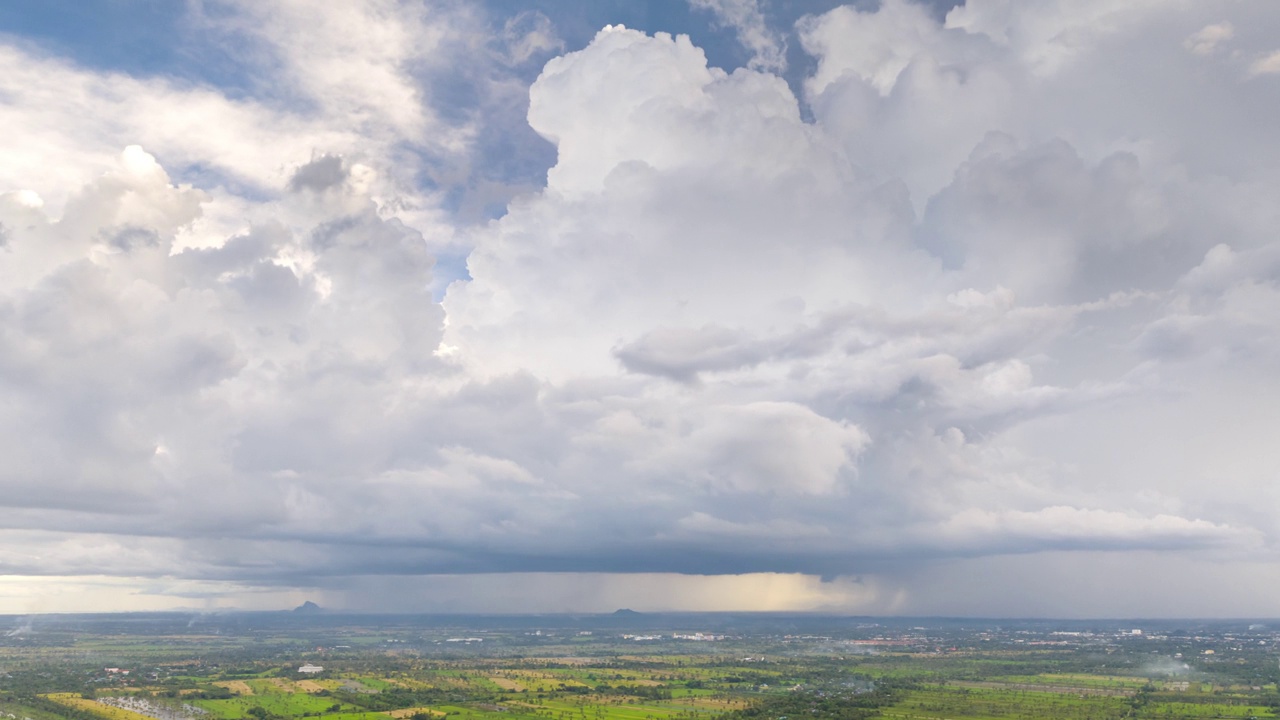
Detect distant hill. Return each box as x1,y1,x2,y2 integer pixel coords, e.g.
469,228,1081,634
612,608,642,616
293,601,323,614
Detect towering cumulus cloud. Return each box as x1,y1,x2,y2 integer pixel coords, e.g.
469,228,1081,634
0,0,1278,615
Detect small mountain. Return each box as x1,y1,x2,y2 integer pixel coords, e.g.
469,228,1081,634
293,601,323,614
612,608,642,616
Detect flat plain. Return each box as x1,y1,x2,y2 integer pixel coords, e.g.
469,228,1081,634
3,614,1278,720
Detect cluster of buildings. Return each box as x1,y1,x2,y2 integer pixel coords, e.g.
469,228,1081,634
619,632,723,641
672,632,723,641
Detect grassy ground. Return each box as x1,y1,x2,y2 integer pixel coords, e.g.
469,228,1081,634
42,695,154,720
14,635,1280,720
877,685,1279,720
189,694,350,719
1,699,79,720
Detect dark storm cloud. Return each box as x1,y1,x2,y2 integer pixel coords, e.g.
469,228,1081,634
288,155,347,193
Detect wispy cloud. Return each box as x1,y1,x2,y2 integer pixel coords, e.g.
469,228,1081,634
1249,49,1280,77
688,0,786,72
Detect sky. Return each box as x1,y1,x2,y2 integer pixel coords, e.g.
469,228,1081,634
0,0,1279,618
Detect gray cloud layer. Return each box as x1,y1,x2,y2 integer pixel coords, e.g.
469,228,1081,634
1,0,1279,613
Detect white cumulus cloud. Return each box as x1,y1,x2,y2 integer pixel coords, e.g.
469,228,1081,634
1,0,1279,615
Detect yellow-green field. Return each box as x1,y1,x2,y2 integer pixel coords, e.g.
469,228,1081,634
43,695,153,720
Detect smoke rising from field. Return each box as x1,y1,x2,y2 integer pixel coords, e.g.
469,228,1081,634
1141,657,1192,677
5,617,33,637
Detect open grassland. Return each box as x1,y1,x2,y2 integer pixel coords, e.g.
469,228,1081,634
1,700,79,720
189,694,347,719
878,685,1280,720
1145,701,1275,718
526,695,729,720
352,680,394,693
984,672,1151,690
380,679,426,691
485,671,596,693
260,679,300,694
42,695,154,720
947,679,1137,697
315,713,389,720
488,678,525,692
881,686,1133,720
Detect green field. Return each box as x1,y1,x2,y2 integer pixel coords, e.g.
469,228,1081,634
6,617,1280,720
191,694,352,719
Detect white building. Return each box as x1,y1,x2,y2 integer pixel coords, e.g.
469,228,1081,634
299,664,324,674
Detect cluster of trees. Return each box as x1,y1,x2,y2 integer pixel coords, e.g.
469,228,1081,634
156,688,234,700
587,686,672,700
26,696,103,720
